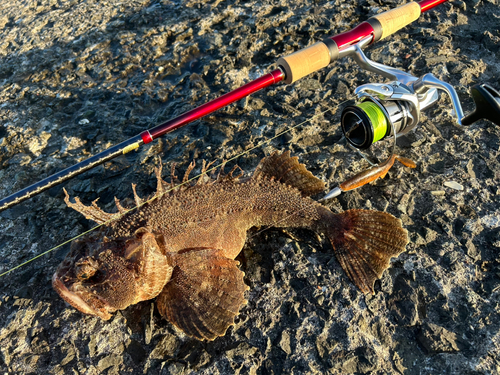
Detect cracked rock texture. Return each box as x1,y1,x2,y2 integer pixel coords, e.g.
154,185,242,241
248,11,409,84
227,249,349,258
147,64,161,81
0,0,499,374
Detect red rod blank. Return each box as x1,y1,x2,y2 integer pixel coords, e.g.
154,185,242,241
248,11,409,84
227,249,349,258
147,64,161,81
141,69,285,144
418,0,449,13
331,22,375,51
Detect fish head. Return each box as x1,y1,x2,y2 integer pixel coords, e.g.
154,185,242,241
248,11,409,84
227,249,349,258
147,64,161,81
52,228,172,320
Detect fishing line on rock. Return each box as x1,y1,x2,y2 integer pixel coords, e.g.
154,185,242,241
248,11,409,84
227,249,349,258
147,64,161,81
0,99,349,278
3,1,499,278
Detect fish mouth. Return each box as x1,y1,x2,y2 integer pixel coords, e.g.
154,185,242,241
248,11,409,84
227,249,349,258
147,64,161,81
52,273,112,320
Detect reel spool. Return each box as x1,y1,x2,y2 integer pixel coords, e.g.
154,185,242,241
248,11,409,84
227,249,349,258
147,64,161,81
342,93,415,150
341,100,391,150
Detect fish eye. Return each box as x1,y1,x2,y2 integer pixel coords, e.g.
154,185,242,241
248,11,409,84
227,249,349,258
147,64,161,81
75,258,98,280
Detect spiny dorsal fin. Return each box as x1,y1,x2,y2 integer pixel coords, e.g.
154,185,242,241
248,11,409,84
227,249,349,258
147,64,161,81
182,161,196,184
220,164,244,182
196,160,216,185
253,150,325,196
216,160,227,181
154,161,166,196
64,188,120,225
131,183,144,207
170,163,178,190
114,197,128,214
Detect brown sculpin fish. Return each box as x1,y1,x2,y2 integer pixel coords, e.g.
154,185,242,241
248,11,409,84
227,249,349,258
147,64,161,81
53,151,408,340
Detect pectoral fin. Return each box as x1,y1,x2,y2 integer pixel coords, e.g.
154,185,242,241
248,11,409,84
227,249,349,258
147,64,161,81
156,248,249,341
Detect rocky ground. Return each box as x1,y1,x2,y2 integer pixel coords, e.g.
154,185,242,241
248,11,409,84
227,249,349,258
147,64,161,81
0,0,499,374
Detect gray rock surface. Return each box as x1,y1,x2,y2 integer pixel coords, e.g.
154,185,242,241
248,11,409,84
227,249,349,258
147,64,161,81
0,0,499,374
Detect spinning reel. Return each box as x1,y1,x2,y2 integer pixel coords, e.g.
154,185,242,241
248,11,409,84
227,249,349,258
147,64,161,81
322,36,500,200
340,37,500,150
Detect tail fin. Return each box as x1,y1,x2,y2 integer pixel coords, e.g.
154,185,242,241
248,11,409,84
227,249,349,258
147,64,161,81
326,209,408,294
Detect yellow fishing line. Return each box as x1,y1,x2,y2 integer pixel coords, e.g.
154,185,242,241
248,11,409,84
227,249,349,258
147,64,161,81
357,101,388,144
0,99,348,278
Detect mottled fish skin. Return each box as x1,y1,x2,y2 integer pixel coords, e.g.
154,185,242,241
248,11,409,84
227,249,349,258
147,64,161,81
53,151,408,340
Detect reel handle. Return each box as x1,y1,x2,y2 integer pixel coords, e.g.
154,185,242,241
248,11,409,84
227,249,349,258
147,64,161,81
461,83,500,126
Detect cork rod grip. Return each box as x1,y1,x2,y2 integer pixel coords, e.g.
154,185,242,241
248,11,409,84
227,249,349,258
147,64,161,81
372,2,421,40
277,42,331,84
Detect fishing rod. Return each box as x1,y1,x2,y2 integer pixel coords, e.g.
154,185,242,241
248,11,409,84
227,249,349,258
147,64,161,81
0,0,462,212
